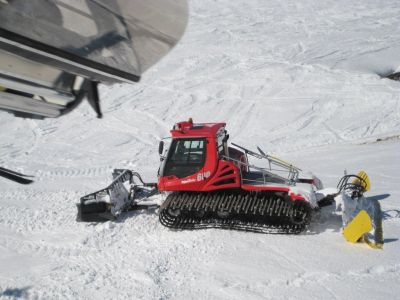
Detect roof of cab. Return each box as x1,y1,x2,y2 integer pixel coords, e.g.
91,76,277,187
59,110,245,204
170,119,226,138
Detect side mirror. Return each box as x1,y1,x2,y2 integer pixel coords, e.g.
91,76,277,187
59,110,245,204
158,140,164,155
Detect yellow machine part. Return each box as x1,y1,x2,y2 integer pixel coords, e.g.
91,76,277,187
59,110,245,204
352,170,371,192
344,172,382,249
343,210,372,243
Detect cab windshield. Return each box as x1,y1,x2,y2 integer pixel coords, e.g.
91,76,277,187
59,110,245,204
163,138,206,178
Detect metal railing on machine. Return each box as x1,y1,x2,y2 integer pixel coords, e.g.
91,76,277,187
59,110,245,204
223,143,301,186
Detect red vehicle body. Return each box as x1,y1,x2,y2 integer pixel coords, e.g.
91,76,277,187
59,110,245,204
157,119,313,204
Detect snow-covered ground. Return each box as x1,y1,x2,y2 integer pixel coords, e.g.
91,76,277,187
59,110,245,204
1,0,400,299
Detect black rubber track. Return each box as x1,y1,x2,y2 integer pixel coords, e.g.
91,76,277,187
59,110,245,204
159,191,312,234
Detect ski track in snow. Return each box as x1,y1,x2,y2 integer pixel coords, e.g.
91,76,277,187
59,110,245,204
1,0,400,299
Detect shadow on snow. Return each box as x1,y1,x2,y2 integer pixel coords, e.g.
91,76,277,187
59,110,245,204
1,286,32,298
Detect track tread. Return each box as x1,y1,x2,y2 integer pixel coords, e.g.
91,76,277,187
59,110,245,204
159,191,311,234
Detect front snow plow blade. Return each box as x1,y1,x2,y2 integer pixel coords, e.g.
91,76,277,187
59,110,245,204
77,169,157,222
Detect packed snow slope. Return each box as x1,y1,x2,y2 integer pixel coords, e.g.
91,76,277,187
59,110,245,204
1,0,400,299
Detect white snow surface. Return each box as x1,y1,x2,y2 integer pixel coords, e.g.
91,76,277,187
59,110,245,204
1,0,400,299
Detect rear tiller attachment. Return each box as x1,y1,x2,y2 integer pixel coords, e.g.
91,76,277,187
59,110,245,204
77,169,157,222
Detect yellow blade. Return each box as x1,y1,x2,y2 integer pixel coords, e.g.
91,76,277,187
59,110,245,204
352,170,371,192
343,210,373,243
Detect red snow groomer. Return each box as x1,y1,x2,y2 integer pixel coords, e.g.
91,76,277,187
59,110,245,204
78,119,331,234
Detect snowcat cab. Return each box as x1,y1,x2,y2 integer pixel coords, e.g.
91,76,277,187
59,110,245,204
158,120,241,191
